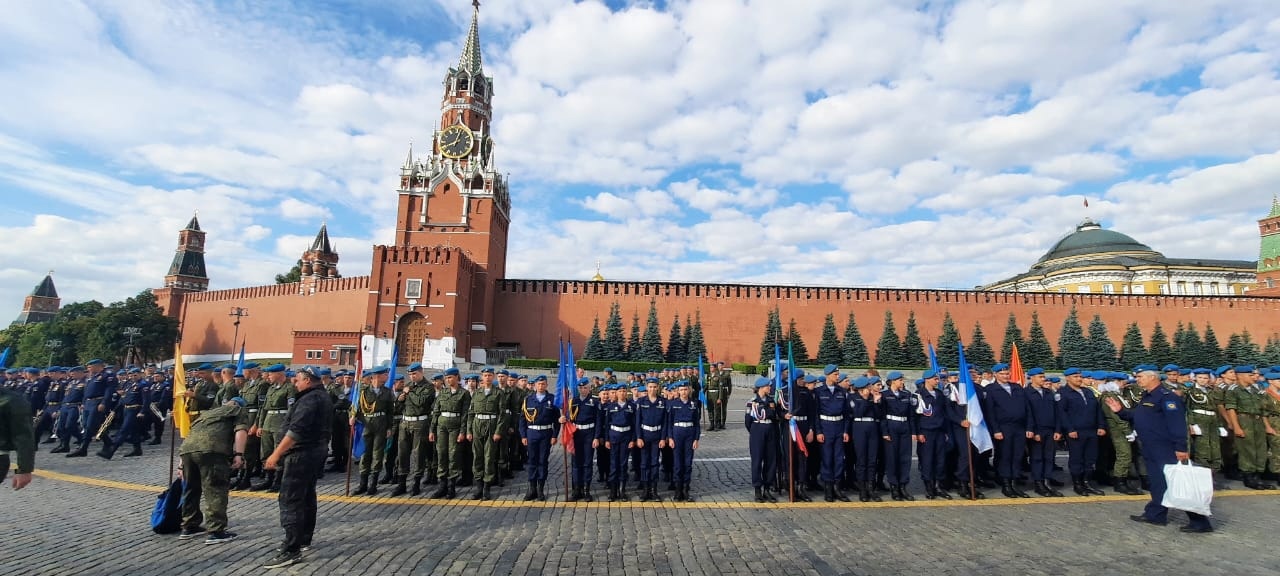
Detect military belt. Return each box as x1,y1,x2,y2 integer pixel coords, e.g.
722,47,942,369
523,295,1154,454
672,422,694,428
403,415,430,422
575,423,595,430
1192,409,1216,416
187,410,200,416
267,409,287,415
528,424,553,431
1239,412,1261,418
791,416,807,421
819,415,843,422
124,404,141,409
610,425,632,432
46,402,60,406
440,412,461,418
248,409,259,413
393,415,403,420
365,412,385,418
641,424,662,432
474,414,498,420
753,419,773,425
87,396,103,401
886,415,908,422
851,417,876,422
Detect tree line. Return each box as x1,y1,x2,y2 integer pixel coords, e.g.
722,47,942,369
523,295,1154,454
759,306,1279,370
582,300,708,364
0,290,179,367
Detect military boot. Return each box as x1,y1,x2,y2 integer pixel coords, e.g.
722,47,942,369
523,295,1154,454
378,469,393,485
410,477,422,497
353,474,370,495
1073,476,1089,496
617,483,630,502
899,484,916,501
473,480,486,500
524,481,538,501
684,484,696,502
1083,479,1106,496
1001,480,1018,498
609,484,620,502
250,471,275,492
229,469,246,491
483,482,493,500
1033,480,1051,497
568,484,581,502
582,485,594,502
50,441,69,454
446,478,458,498
762,487,777,503
824,484,835,502
267,472,282,493
794,484,811,502
925,482,939,499
537,481,548,501
96,440,116,460
934,482,953,500
124,443,143,457
66,444,88,457
833,485,851,502
391,476,408,497
858,481,871,503
366,477,379,496
430,478,449,499
1255,473,1277,490
424,471,438,485
754,486,765,503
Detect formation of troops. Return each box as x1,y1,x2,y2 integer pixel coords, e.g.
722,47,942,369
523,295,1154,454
744,362,1280,504
7,357,1280,506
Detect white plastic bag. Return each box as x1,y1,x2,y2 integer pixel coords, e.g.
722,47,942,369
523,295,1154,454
1162,462,1213,516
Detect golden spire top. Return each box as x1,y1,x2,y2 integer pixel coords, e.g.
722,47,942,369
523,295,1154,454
591,260,604,282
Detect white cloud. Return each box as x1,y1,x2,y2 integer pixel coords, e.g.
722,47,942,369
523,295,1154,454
279,198,332,222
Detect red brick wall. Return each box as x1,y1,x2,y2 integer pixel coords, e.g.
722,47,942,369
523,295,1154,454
493,280,1280,365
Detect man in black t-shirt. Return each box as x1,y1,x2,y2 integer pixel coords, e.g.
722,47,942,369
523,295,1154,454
262,367,332,569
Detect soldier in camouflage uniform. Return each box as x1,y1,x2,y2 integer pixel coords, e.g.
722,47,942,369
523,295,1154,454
392,364,435,497
184,364,220,425
1262,372,1280,482
250,364,292,492
1185,369,1224,488
325,369,352,473
178,397,251,543
382,374,404,485
1098,374,1142,493
352,367,394,495
467,368,506,499
229,363,264,489
1224,366,1276,490
429,368,470,498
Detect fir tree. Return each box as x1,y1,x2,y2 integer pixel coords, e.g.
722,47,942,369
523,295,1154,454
1023,312,1056,370
1085,315,1119,369
1118,322,1149,369
816,313,844,366
626,312,642,361
1202,324,1224,368
936,312,961,369
680,314,693,362
874,311,904,367
585,317,605,360
1263,336,1280,367
686,311,707,362
1148,322,1175,367
1224,330,1262,365
602,302,626,361
760,307,783,366
901,311,927,368
640,300,665,363
665,314,685,363
785,318,810,364
999,313,1025,364
1176,323,1207,368
968,322,995,369
1172,322,1187,361
1057,307,1089,369
841,312,869,366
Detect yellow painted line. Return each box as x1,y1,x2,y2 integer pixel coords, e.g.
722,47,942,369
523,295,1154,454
32,469,1279,510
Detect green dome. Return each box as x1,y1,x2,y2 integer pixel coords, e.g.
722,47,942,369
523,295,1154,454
1034,219,1159,266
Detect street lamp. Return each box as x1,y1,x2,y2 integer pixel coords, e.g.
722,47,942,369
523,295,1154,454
123,327,141,366
229,307,250,361
45,339,61,368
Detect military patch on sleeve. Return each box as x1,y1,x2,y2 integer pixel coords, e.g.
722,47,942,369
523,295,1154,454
1165,401,1178,411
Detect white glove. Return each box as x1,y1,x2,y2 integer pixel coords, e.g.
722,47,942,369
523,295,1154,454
1125,432,1137,442
1219,427,1229,438
1189,424,1202,436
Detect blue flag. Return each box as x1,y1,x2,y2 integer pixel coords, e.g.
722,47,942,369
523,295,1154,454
386,345,399,389
773,342,784,401
349,367,365,459
697,355,707,407
928,342,940,374
555,340,567,410
234,343,246,377
0,347,10,369
957,342,993,454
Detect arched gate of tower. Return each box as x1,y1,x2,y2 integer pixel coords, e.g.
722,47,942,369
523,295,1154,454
396,312,429,366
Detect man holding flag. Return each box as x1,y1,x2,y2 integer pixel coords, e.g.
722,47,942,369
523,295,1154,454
351,367,394,496
519,375,560,501
986,363,1032,498
949,342,995,500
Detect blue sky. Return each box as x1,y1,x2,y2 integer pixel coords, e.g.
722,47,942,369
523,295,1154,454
1,0,1278,316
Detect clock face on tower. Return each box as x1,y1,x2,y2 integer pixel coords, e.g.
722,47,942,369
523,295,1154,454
439,125,474,159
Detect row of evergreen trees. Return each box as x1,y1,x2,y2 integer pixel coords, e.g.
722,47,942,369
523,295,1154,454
582,301,708,364
759,307,1279,370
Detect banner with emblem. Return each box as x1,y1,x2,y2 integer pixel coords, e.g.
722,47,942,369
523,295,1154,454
172,342,191,439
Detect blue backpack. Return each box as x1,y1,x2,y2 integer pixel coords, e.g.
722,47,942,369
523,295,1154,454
151,478,186,534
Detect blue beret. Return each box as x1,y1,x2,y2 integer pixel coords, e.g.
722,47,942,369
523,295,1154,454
866,376,881,386
1047,376,1061,383
498,369,510,376
1162,364,1180,372
407,362,423,372
1236,365,1256,374
70,365,85,372
886,371,904,382
532,375,547,383
244,362,260,370
1062,368,1081,376
129,368,142,374
853,377,869,389
914,378,925,387
23,367,39,374
50,366,66,373
228,396,247,407
285,370,297,377
481,367,495,374
1027,367,1045,377
5,369,19,375
792,369,806,380
803,375,819,384
444,367,460,376
753,377,772,389
577,377,591,385
465,374,479,381
1191,368,1210,375
318,368,332,376
263,364,286,373
603,367,614,373
922,369,938,379
195,363,214,371
1178,368,1191,375
823,364,839,376
87,359,104,366
1214,366,1232,376
645,377,660,384
394,374,405,381
992,363,1010,372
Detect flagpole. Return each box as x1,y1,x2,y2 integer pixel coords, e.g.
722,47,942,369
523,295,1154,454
562,339,571,501
345,333,360,497
168,412,178,486
786,342,795,503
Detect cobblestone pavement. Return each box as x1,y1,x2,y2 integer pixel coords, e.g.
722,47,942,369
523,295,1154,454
4,403,1278,576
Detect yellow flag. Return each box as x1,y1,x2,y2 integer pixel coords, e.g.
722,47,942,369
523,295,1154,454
172,342,191,439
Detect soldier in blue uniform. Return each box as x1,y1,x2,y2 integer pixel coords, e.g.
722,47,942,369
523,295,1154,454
785,371,815,501
518,375,560,502
603,383,636,501
666,380,701,502
55,366,87,454
594,380,612,489
634,377,667,502
813,365,850,502
1022,368,1063,496
101,368,148,459
914,370,952,500
845,377,882,502
985,363,1031,498
564,377,602,502
23,368,49,425
33,367,62,449
70,359,116,457
1057,368,1109,496
1106,368,1214,533
880,372,916,501
746,377,785,503
145,369,170,445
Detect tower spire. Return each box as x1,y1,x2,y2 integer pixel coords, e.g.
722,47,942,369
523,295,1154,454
458,0,483,75
1271,194,1280,218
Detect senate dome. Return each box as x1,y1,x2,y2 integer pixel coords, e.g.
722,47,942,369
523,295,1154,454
1034,219,1158,267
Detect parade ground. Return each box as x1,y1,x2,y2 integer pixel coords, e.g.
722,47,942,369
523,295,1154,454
6,404,1278,576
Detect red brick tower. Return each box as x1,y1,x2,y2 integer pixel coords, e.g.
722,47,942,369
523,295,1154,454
300,222,340,293
1253,196,1280,296
153,213,209,319
368,2,510,365
13,272,60,325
